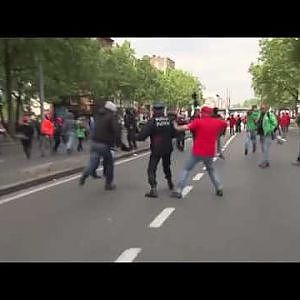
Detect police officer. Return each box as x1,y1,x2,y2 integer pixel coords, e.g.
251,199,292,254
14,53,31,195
136,103,176,198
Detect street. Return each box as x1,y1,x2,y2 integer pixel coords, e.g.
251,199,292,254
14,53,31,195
0,130,300,262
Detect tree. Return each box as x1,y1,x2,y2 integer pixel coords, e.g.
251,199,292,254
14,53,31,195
249,38,299,110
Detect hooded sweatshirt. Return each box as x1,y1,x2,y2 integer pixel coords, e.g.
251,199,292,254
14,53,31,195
92,107,120,147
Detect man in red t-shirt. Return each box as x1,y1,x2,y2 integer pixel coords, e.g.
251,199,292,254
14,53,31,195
227,114,236,136
171,106,227,198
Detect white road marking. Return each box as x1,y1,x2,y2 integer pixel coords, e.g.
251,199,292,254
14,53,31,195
193,173,204,181
149,208,175,228
223,134,236,149
0,151,151,206
182,185,193,198
115,248,142,262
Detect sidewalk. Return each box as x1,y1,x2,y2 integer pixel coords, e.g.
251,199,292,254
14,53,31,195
0,127,150,196
0,129,236,196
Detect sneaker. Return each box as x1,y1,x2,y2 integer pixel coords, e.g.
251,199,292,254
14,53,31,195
105,184,116,191
216,190,223,197
292,161,300,166
145,188,158,198
219,153,225,160
92,173,102,179
171,191,182,199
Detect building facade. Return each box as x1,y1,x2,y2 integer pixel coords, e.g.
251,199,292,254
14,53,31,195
97,38,114,48
149,55,175,73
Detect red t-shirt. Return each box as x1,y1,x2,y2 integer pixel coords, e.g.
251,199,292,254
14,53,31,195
227,117,236,127
188,117,227,157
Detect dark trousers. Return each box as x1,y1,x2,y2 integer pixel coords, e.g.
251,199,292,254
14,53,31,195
21,139,32,159
147,152,172,187
82,142,114,184
53,135,61,152
176,132,185,151
127,129,137,150
77,138,84,152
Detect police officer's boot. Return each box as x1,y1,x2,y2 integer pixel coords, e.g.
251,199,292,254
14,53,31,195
145,186,158,198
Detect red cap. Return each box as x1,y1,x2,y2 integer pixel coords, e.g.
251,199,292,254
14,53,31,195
201,106,213,116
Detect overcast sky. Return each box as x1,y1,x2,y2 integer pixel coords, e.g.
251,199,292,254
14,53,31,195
113,38,261,104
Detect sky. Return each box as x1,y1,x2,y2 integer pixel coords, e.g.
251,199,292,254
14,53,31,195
113,38,261,105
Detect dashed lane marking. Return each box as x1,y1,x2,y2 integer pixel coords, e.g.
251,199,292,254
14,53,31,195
182,185,193,198
192,173,204,181
0,151,151,206
149,208,175,228
115,248,142,262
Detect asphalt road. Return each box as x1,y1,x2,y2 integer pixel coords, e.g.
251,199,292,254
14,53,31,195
0,130,300,262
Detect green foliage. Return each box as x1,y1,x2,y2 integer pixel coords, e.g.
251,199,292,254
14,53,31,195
249,38,300,109
241,98,260,108
0,38,203,133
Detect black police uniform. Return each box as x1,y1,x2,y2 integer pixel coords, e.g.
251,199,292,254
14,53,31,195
136,104,176,197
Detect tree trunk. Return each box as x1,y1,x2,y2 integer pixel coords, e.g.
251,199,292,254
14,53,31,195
3,39,14,135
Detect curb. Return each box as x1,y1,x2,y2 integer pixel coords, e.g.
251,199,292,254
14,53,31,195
0,147,150,197
0,135,193,197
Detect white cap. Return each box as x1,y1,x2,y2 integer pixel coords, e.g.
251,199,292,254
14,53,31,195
104,101,117,112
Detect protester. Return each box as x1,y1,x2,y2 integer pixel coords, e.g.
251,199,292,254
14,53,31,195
63,111,76,154
244,105,259,156
40,113,54,157
16,115,34,159
136,103,176,198
124,108,138,150
236,114,242,133
227,114,236,136
79,101,128,190
53,117,63,153
256,104,277,168
176,112,188,151
292,113,300,166
171,106,227,198
76,119,86,152
280,112,288,138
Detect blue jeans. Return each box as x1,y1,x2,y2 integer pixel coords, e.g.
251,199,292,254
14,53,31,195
244,130,257,151
82,142,114,184
177,154,222,192
259,135,272,164
66,132,75,151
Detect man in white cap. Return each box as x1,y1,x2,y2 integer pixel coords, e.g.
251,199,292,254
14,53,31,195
79,100,123,190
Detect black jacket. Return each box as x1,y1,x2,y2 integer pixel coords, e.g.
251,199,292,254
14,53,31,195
92,107,121,148
136,113,176,155
17,124,34,140
124,112,137,132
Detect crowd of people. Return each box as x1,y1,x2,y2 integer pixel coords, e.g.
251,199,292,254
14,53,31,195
78,100,300,199
1,100,300,199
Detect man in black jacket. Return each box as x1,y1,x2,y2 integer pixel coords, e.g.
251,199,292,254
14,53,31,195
124,108,138,150
136,103,176,198
79,101,124,190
